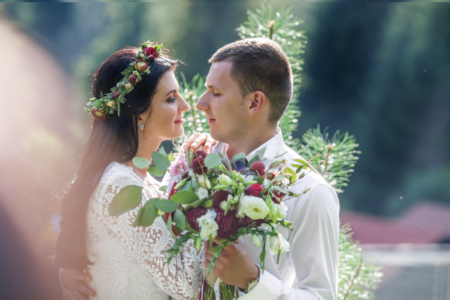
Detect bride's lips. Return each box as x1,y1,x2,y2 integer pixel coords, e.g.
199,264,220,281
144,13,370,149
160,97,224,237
174,118,184,124
208,118,216,124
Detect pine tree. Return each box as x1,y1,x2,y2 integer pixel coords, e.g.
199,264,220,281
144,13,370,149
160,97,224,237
180,5,383,299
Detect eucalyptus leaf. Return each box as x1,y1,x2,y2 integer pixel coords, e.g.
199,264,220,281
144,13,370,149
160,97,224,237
204,154,221,168
159,146,166,156
159,186,167,192
109,185,143,216
249,146,267,164
133,157,150,169
184,198,207,210
147,166,165,177
140,198,158,227
170,191,199,204
174,210,186,231
178,180,192,192
154,200,178,213
152,152,170,171
167,214,176,238
133,207,145,227
232,153,246,163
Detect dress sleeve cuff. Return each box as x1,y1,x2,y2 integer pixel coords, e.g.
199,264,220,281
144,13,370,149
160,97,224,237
238,270,282,300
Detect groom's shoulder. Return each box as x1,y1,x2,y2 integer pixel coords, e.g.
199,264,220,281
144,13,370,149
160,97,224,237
281,144,331,191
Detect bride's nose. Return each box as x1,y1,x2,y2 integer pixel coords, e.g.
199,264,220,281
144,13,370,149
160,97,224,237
179,95,190,113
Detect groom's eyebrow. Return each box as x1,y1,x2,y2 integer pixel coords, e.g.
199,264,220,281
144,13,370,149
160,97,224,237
165,89,176,96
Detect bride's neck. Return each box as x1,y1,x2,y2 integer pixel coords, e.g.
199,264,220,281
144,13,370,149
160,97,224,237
125,134,162,179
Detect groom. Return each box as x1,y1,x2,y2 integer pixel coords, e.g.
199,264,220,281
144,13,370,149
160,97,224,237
61,38,339,300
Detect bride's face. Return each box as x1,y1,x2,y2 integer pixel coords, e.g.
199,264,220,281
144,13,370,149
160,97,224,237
141,71,189,141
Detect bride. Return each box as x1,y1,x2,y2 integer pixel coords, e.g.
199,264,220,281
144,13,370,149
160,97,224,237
56,42,213,300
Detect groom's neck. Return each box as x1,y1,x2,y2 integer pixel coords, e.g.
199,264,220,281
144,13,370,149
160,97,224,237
226,126,278,159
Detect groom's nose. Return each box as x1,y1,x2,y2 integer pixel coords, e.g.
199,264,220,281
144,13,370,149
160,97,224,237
196,92,209,112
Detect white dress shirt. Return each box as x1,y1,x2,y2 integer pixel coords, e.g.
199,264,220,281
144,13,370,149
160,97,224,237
214,129,340,300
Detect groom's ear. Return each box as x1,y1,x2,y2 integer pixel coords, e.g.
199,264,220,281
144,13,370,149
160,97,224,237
246,91,266,117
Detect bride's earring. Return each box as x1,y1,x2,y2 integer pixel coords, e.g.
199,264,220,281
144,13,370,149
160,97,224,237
139,123,145,131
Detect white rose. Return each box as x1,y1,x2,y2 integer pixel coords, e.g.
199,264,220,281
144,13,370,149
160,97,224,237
227,193,241,205
107,101,115,108
197,210,218,240
267,233,290,255
195,187,209,200
197,175,211,189
218,174,232,187
275,203,287,219
239,195,270,220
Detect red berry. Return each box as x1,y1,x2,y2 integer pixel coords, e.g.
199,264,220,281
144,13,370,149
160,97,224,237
245,183,263,197
113,90,121,98
135,60,149,71
129,75,137,84
91,109,106,120
250,161,265,175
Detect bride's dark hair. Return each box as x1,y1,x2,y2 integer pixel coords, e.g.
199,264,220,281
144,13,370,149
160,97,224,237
56,47,177,270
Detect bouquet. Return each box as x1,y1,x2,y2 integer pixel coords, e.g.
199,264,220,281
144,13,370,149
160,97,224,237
108,146,314,299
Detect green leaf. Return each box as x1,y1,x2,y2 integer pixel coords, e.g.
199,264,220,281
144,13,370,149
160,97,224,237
184,198,207,210
174,210,186,231
254,176,264,184
170,190,199,204
109,185,143,216
154,200,178,213
232,153,246,163
133,157,150,169
249,146,267,164
133,207,145,227
204,154,222,168
159,186,167,192
159,146,166,156
294,158,310,166
152,151,170,171
282,167,297,182
167,214,175,238
140,198,159,227
147,166,165,177
178,180,192,192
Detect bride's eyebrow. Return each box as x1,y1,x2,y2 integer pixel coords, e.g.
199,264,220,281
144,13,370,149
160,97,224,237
165,89,176,96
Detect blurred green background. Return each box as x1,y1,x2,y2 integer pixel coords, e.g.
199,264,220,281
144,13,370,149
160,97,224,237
1,1,449,218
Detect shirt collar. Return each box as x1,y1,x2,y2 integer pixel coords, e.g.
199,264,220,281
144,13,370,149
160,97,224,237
214,128,285,163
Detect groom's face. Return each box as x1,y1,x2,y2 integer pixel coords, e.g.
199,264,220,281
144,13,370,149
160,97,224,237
196,61,247,143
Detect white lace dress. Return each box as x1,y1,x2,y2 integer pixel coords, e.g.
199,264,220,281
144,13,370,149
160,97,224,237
85,162,203,300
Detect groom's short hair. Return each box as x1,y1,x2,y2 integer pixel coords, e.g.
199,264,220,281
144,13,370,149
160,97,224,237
209,38,293,124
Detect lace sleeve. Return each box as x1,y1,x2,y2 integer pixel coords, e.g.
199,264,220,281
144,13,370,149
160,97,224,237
93,166,203,300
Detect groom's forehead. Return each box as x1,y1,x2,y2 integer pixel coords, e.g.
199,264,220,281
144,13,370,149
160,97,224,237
206,62,233,85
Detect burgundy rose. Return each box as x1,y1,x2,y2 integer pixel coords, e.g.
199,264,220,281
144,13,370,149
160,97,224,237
212,190,229,209
143,46,158,59
215,209,241,239
196,150,208,158
91,109,106,120
113,90,121,98
129,75,137,84
135,60,149,71
186,207,208,231
191,156,207,175
240,215,264,228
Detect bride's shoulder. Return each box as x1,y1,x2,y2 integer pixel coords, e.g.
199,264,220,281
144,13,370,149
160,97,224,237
100,161,143,188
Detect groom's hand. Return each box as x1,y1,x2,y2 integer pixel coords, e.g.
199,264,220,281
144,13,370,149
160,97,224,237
59,268,96,300
204,239,259,290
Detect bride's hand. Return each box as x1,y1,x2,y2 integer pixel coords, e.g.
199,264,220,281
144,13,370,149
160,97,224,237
183,132,217,154
59,268,96,300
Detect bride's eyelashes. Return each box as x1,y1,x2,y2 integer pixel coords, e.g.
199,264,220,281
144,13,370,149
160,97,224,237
166,96,176,103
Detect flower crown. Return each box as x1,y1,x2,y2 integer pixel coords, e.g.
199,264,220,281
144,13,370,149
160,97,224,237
85,41,163,120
